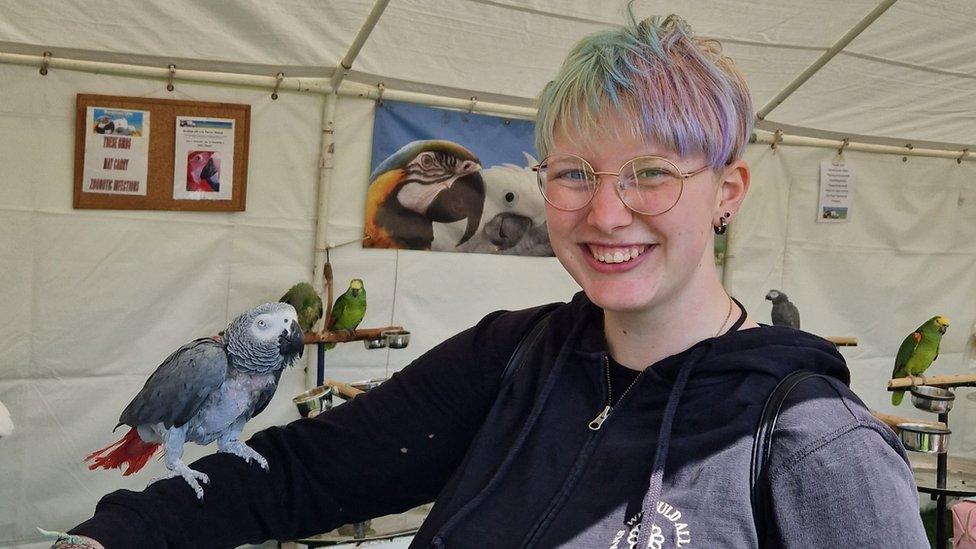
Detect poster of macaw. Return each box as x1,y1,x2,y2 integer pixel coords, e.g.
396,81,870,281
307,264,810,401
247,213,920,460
364,100,553,256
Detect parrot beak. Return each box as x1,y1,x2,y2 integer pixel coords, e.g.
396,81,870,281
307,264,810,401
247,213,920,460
426,171,485,246
484,212,533,250
939,325,948,335
279,320,305,359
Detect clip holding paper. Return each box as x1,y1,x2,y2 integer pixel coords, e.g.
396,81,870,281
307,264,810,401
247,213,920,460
40,52,52,76
837,138,850,157
376,83,385,106
468,96,478,114
166,64,176,92
271,72,284,100
771,129,783,150
958,148,969,165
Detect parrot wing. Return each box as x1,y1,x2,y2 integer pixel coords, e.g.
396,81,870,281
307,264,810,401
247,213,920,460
892,332,921,379
327,294,350,332
118,338,228,430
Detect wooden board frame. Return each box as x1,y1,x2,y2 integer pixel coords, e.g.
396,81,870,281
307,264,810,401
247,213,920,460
74,94,250,211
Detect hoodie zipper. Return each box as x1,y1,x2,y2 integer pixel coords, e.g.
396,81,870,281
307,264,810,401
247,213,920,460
520,355,645,548
589,355,645,430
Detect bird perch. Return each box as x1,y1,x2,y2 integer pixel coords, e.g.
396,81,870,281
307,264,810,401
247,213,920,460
887,373,976,390
303,326,404,345
870,410,946,432
325,378,365,400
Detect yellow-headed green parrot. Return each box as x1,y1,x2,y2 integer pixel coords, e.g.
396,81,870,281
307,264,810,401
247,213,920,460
891,316,949,405
279,282,323,333
326,279,367,350
365,139,485,250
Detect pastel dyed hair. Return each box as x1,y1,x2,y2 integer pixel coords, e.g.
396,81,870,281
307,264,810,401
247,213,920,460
535,14,753,169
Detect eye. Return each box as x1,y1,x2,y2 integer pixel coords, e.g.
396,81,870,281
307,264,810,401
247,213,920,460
419,153,435,170
257,320,266,327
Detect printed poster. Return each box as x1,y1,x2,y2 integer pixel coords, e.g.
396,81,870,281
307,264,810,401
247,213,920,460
818,159,855,222
365,100,551,256
173,117,235,201
82,107,150,195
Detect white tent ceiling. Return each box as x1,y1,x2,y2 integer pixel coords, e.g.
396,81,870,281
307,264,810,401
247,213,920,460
2,0,975,148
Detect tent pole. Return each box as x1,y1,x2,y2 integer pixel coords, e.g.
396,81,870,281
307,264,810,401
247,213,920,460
308,0,390,389
756,0,897,120
752,130,974,162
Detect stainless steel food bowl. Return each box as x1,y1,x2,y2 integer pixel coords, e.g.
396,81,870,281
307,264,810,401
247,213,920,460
383,329,411,349
292,385,333,418
898,422,951,454
350,378,386,392
910,385,955,413
364,336,387,349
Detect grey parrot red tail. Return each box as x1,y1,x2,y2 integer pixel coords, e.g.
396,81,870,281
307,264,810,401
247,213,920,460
85,427,160,476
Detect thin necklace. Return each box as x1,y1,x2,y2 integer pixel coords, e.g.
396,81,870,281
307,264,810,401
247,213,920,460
589,296,737,431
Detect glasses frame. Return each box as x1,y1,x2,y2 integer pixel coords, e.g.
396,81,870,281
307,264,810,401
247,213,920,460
533,153,713,216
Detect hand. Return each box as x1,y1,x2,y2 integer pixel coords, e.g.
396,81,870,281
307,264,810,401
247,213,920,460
51,535,104,549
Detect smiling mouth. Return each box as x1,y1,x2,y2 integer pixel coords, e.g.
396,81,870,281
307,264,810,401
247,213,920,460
586,244,652,264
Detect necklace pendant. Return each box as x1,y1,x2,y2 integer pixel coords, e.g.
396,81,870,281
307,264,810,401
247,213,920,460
589,405,611,431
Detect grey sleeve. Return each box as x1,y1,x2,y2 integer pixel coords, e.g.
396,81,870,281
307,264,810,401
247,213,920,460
768,423,927,548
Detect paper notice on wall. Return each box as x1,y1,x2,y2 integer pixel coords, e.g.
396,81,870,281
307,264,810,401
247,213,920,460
82,107,150,195
818,159,854,222
173,117,235,201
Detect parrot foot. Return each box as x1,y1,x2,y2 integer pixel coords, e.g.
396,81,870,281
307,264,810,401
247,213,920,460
220,441,269,470
151,462,210,500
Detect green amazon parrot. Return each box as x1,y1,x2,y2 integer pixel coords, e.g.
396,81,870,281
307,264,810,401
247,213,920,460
279,282,324,332
365,139,485,250
326,279,367,350
891,316,949,405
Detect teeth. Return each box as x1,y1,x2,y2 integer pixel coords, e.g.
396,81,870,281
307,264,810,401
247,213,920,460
590,245,650,264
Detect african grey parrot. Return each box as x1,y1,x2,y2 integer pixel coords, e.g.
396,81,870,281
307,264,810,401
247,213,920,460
765,290,800,329
85,302,304,499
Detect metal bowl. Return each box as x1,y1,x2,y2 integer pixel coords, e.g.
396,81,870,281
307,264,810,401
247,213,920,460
910,385,955,414
292,386,333,418
364,336,387,350
383,329,411,349
898,422,951,454
350,378,386,392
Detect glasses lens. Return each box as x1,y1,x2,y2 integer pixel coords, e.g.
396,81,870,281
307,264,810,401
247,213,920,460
618,157,683,215
538,155,595,210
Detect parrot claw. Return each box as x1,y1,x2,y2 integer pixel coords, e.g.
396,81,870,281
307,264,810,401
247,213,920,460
221,441,269,471
151,463,210,500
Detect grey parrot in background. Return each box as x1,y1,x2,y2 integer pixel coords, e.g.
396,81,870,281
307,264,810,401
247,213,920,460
766,290,800,329
85,302,304,499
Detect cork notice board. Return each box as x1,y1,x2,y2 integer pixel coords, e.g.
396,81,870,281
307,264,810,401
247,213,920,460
74,94,250,211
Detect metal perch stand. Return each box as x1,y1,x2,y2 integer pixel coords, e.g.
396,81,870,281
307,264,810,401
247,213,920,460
888,373,976,549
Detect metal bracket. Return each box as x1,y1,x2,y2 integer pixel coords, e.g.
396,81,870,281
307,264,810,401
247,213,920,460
770,129,784,150
271,72,284,100
166,64,176,92
958,148,969,164
902,143,913,163
837,137,850,156
40,52,52,76
468,96,478,114
376,82,385,106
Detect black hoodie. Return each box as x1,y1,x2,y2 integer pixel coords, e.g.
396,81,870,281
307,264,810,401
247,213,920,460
72,292,925,547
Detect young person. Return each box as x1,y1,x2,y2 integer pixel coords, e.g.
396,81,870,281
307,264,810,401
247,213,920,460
60,13,926,548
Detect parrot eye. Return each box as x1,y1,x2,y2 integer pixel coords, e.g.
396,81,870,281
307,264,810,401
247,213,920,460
419,153,435,170
257,320,266,328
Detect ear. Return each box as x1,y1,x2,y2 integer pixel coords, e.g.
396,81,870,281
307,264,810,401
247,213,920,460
714,159,750,222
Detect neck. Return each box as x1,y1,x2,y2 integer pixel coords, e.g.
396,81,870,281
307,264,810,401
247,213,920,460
602,271,742,371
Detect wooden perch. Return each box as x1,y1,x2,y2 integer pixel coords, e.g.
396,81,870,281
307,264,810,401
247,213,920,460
303,325,405,345
325,378,365,400
870,410,946,433
887,373,976,390
824,336,858,347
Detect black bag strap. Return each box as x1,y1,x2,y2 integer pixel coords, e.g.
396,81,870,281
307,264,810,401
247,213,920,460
751,369,828,548
500,312,552,386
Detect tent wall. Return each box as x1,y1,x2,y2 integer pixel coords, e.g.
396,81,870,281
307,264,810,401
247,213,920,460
2,61,976,548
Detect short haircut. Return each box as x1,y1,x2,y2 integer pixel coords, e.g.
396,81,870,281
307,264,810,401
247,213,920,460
535,14,754,168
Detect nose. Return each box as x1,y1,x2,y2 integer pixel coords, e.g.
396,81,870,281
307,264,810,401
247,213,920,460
585,174,632,234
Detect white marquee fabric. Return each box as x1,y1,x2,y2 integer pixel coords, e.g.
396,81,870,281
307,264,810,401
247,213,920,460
1,1,975,547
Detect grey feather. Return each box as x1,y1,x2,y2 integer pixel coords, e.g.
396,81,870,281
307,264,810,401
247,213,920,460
118,338,228,430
